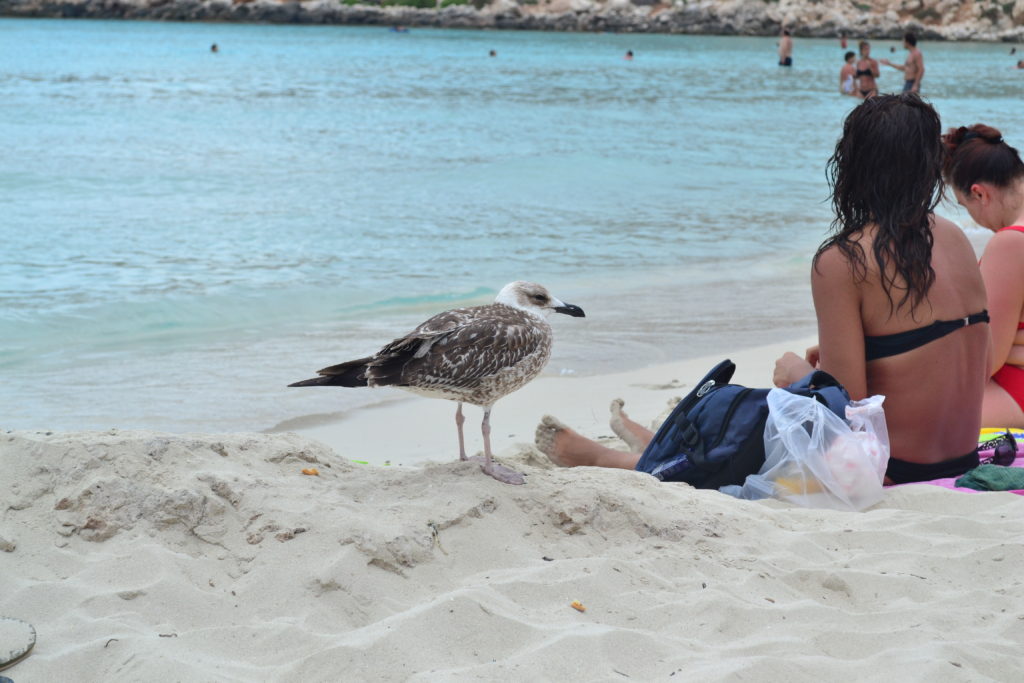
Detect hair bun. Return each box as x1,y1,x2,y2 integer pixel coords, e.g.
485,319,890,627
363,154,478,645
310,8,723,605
963,124,1004,144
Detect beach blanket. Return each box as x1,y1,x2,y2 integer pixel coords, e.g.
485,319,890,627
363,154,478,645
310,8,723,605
908,429,1024,495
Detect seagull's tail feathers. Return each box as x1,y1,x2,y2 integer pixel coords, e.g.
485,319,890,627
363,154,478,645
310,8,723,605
288,357,372,388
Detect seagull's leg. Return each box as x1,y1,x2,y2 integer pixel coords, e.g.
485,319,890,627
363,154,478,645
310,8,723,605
481,406,493,461
455,402,467,461
475,405,525,485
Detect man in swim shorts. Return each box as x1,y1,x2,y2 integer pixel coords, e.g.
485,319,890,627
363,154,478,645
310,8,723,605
778,28,793,67
881,32,924,93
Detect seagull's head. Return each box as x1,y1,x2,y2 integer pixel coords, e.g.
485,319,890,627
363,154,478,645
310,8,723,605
494,281,586,319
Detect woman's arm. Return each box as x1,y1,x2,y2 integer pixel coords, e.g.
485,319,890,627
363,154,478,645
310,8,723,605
980,230,1024,374
811,246,868,399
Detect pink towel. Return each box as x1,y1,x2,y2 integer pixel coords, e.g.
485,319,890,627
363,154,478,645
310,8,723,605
897,430,1024,494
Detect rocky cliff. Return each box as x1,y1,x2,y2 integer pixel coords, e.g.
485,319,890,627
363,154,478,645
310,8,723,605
2,0,1022,42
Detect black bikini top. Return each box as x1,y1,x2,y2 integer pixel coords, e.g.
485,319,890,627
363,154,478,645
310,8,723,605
855,68,874,78
864,310,989,361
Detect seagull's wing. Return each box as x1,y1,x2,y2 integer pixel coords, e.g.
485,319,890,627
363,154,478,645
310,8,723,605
367,305,550,389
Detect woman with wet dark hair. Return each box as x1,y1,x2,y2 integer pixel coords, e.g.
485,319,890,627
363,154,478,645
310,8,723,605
943,124,1024,427
773,93,990,484
537,94,990,486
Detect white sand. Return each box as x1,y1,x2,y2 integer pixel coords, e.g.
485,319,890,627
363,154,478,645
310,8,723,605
3,338,1024,681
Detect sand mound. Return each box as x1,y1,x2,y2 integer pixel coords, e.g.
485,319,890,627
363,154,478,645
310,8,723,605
2,430,1023,680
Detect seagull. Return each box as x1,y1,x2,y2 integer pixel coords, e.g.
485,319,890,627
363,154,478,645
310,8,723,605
288,282,585,484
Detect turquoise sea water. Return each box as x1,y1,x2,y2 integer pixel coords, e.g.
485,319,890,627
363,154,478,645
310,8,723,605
1,18,1020,433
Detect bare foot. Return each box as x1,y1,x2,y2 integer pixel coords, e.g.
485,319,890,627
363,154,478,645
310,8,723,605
608,398,654,453
535,415,618,468
466,455,525,485
535,415,571,466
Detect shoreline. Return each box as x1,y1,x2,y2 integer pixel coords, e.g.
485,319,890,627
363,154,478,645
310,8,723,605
2,0,1024,43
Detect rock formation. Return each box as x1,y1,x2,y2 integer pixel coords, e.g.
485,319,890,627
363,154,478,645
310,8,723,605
1,0,1023,41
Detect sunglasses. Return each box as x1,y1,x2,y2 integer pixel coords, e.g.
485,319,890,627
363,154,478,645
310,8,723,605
978,430,1018,467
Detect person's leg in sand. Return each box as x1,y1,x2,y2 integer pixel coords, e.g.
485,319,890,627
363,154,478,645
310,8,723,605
608,398,654,453
536,399,653,468
535,415,641,468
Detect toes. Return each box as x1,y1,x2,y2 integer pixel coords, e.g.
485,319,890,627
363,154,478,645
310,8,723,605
535,415,569,464
534,415,560,455
541,414,568,431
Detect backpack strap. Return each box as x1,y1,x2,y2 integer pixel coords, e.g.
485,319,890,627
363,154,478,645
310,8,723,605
634,360,738,480
680,359,735,411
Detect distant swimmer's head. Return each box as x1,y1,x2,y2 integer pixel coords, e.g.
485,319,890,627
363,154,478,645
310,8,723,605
1018,59,1024,68
489,49,497,57
825,93,944,312
844,51,856,64
210,43,218,53
625,50,633,60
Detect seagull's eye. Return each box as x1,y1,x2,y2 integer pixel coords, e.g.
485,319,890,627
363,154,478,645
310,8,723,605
531,294,548,304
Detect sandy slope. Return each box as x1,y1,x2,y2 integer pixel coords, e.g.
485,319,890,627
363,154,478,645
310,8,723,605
3,413,1023,680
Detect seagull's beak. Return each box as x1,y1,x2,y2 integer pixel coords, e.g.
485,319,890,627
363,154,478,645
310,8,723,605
552,300,586,318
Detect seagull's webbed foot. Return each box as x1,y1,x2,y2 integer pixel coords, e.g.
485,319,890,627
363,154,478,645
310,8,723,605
465,455,526,485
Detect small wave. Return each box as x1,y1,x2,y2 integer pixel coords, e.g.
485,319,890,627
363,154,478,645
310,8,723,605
0,282,506,371
347,286,495,314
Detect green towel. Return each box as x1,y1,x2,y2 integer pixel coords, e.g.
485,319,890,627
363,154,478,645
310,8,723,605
954,464,1024,491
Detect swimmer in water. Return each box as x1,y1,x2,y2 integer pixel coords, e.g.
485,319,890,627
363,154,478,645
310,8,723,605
855,41,881,98
840,51,857,96
881,32,924,94
778,28,793,66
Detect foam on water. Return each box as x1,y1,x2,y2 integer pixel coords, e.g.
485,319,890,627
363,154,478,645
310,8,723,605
0,19,1015,432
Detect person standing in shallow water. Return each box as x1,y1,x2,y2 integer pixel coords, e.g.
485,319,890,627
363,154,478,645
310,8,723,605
840,51,857,96
881,32,924,93
855,41,880,98
778,28,793,67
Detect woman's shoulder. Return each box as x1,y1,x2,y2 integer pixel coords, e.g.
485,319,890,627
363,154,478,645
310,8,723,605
813,239,869,287
932,215,978,254
982,223,1024,266
992,225,1024,242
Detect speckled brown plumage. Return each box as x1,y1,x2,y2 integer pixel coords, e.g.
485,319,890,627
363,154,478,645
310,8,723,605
360,303,554,406
289,282,585,484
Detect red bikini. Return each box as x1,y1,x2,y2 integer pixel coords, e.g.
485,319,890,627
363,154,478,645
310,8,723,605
991,226,1024,412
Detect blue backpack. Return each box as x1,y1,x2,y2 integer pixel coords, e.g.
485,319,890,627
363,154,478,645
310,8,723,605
635,359,850,488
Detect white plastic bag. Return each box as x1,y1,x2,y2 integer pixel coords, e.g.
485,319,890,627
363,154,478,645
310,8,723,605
720,389,889,511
